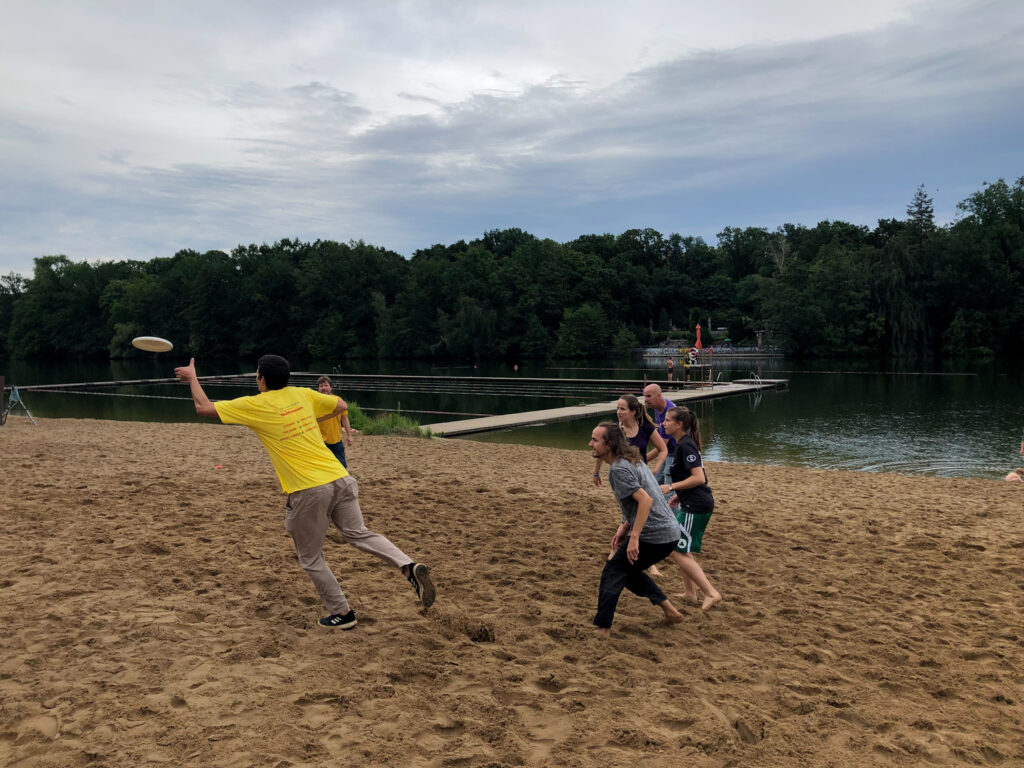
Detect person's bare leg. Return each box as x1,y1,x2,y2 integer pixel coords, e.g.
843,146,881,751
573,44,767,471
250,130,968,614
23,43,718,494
679,572,700,604
660,598,684,624
669,551,721,610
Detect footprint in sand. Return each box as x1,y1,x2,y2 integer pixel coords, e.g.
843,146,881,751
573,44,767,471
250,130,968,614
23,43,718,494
530,673,568,693
17,715,58,739
662,717,698,732
515,704,572,762
298,702,340,729
293,694,348,729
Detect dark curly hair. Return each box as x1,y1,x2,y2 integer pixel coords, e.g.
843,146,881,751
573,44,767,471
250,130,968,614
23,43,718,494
597,422,642,464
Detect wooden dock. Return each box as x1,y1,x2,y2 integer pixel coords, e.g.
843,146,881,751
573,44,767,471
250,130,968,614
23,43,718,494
422,378,787,436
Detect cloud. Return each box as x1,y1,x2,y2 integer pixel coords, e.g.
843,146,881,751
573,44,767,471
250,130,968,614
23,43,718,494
0,0,1022,274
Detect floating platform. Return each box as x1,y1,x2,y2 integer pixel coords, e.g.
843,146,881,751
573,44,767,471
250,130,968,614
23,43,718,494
423,378,787,436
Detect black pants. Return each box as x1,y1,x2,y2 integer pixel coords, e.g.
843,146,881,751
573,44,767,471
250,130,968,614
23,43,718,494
593,538,677,629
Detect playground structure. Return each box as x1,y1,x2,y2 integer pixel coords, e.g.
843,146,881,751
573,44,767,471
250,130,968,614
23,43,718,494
677,344,714,388
645,343,716,388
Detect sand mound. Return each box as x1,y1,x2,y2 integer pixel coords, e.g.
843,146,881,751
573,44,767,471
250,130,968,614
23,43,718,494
1,417,1022,767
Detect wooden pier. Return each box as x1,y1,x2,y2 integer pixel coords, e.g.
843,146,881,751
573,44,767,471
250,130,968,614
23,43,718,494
422,378,787,436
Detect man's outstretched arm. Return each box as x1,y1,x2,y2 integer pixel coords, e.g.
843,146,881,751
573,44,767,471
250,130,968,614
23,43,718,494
174,358,219,418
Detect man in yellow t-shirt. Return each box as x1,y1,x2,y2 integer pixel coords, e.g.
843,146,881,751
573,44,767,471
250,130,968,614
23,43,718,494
173,354,435,630
316,375,353,468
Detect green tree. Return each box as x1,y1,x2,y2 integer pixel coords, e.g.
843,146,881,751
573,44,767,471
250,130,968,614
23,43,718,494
480,227,538,257
0,272,26,356
178,250,245,357
296,239,408,359
436,295,500,359
234,242,304,358
102,270,179,357
907,184,936,242
871,223,930,356
717,226,773,279
9,256,134,358
701,274,736,310
6,176,1023,364
757,264,825,356
941,309,993,357
553,303,610,358
520,315,552,358
933,177,1024,355
808,243,882,355
612,323,639,355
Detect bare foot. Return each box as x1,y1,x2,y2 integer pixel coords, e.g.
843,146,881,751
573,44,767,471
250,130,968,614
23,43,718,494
701,592,722,611
660,601,685,624
594,627,610,637
683,590,700,604
671,591,700,604
646,565,663,577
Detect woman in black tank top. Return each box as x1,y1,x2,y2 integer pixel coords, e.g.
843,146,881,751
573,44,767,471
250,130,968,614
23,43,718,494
658,406,722,611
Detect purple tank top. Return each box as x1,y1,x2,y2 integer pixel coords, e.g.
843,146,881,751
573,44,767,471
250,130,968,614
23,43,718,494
627,422,656,463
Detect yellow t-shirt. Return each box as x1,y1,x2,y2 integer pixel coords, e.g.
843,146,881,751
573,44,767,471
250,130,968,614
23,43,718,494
317,406,348,444
215,387,348,493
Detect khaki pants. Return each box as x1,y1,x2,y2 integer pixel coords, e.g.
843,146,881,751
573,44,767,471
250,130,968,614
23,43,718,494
285,475,412,615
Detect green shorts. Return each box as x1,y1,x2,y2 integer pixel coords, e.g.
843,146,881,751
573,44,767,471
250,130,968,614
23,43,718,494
675,508,712,553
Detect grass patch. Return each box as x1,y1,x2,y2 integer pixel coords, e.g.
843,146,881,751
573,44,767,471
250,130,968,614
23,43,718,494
346,401,370,430
347,401,432,438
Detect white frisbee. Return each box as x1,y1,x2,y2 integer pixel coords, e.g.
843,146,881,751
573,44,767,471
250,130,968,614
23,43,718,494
132,336,174,353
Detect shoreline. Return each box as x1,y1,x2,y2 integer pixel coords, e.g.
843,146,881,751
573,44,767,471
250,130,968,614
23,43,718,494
2,418,1023,767
7,410,1009,482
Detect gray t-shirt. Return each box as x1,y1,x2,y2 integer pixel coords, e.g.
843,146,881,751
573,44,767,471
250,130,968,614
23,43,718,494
607,458,683,544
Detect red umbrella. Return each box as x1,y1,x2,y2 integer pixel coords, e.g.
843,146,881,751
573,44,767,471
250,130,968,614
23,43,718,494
695,323,702,350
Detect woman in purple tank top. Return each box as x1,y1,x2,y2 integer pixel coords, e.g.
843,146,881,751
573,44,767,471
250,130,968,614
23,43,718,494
591,395,668,486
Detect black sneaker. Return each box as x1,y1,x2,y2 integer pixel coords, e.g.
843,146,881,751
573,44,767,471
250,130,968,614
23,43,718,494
318,610,357,630
407,563,436,608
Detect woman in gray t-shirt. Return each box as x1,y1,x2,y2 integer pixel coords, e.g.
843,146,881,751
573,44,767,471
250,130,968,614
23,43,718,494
589,422,686,634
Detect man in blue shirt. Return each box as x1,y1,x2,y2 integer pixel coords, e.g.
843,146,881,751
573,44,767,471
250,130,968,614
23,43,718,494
644,384,676,493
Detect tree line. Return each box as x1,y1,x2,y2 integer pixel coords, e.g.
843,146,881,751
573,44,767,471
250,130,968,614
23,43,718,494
1,177,1021,362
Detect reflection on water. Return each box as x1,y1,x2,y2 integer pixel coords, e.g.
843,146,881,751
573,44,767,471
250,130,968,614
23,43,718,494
461,363,1024,481
3,356,1022,480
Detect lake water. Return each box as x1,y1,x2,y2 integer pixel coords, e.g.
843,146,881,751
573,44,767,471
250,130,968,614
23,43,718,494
3,356,1021,480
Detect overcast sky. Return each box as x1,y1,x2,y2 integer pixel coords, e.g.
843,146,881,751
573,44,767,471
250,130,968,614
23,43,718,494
1,0,1022,276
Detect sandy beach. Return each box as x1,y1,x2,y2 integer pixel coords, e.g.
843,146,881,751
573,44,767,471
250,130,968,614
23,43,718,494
1,416,1023,767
